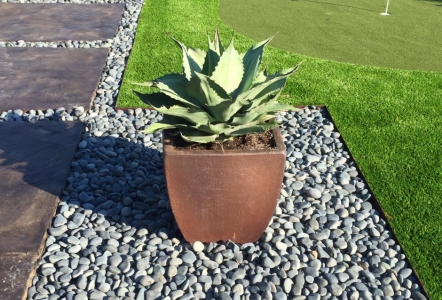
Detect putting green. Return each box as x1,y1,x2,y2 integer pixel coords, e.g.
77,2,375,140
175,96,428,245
218,0,442,71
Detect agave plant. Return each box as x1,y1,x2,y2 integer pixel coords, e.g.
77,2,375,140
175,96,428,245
134,29,300,143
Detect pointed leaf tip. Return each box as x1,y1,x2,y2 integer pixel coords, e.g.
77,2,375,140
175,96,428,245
234,35,275,97
210,37,244,94
167,32,202,80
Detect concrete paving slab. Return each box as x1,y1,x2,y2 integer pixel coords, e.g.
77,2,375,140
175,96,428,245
0,120,83,300
0,254,36,300
0,121,83,255
0,3,125,42
0,47,108,112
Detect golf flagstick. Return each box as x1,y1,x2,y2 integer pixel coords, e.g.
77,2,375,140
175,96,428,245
381,0,390,15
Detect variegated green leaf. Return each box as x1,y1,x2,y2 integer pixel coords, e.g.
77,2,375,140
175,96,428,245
231,101,296,125
136,74,202,109
156,105,214,127
209,27,224,56
188,47,206,69
143,114,204,133
133,29,301,144
237,64,300,107
210,37,244,94
253,67,268,86
239,89,282,113
161,114,195,126
197,122,232,134
206,99,246,122
144,123,202,134
168,33,202,80
180,128,219,143
130,81,155,87
202,48,220,77
143,122,176,133
205,33,220,76
145,115,211,134
233,36,274,98
226,120,279,136
186,71,231,107
134,92,214,126
256,114,276,123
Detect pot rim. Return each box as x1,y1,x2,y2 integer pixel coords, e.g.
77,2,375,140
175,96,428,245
162,126,286,156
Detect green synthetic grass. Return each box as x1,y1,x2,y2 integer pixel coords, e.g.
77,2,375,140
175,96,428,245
118,0,442,297
219,0,442,71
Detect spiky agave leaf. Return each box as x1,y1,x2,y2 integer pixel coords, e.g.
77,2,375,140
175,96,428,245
134,92,214,127
236,64,301,112
186,72,231,107
143,115,189,133
252,66,268,86
155,106,214,127
143,121,175,133
225,119,280,136
233,36,274,98
231,101,295,125
185,72,250,123
132,74,202,109
210,37,244,94
133,29,300,144
204,97,248,123
188,47,206,69
195,122,231,135
179,128,219,143
168,33,203,80
209,27,224,56
202,47,220,77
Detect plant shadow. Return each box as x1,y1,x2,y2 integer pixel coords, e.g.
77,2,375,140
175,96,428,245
0,119,85,251
61,132,185,242
0,120,83,200
0,118,186,254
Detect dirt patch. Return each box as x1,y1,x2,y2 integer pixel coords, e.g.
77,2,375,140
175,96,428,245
171,130,276,151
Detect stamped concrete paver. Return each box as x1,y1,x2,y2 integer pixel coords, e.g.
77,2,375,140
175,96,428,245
0,121,83,300
0,254,36,300
0,3,125,42
0,47,108,112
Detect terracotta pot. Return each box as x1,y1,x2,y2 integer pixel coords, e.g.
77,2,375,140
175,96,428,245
162,127,286,244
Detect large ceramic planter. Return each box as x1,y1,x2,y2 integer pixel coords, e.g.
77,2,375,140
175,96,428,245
162,127,286,244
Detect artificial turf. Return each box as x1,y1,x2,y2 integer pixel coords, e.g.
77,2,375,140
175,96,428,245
117,0,442,298
219,0,442,72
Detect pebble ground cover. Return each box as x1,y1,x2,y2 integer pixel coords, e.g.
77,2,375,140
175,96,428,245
28,106,429,300
118,0,442,298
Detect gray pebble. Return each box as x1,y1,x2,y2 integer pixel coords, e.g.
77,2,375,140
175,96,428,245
329,284,343,296
231,268,246,280
274,292,287,300
307,188,322,199
263,257,276,268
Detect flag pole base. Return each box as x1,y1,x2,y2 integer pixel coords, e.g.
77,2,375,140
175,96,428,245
381,12,390,16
